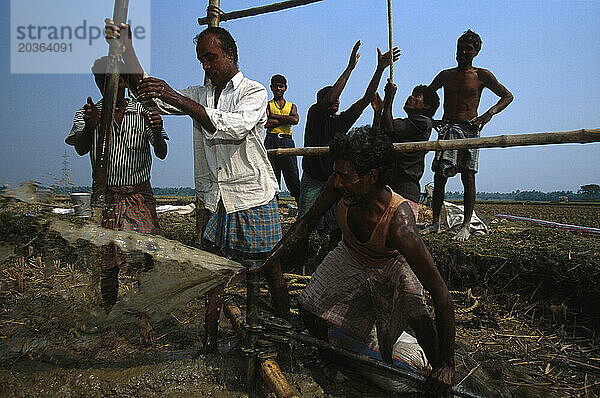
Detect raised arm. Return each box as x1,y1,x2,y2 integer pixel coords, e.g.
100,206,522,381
104,19,144,93
471,68,514,129
142,110,167,159
388,203,455,395
316,41,362,111
381,79,397,134
67,97,100,156
347,47,400,116
371,92,383,129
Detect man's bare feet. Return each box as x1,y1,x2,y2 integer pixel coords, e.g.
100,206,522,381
421,222,443,235
452,225,471,241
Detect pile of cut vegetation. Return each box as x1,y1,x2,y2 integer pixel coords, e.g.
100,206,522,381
422,205,600,330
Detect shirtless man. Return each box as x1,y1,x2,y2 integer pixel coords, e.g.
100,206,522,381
426,29,513,241
263,126,455,395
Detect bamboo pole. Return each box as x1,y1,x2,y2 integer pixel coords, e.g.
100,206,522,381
195,0,221,246
286,330,483,398
266,128,600,157
207,0,221,27
387,0,393,81
260,360,300,398
198,0,323,25
224,300,300,398
91,0,130,215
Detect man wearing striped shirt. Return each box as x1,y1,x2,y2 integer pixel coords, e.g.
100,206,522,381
66,56,168,313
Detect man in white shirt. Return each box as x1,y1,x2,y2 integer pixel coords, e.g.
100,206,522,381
106,21,289,353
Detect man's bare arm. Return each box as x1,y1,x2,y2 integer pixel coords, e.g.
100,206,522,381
72,97,100,156
137,77,217,133
262,175,339,270
105,19,144,92
381,80,396,134
265,105,279,129
371,92,383,129
471,68,514,129
347,47,400,116
388,203,455,395
428,69,449,92
317,41,361,111
268,103,299,125
142,111,167,159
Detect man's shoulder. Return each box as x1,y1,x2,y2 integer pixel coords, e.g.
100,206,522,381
474,67,497,82
395,115,432,134
438,67,458,76
240,75,267,92
390,198,417,229
410,114,433,129
306,103,325,119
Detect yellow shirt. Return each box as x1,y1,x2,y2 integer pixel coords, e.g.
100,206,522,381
267,99,293,135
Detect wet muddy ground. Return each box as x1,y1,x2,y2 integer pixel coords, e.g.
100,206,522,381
1,199,599,397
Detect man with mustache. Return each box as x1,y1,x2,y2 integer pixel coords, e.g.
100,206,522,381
105,21,289,353
263,126,456,396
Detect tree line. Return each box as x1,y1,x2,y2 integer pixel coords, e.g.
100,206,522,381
445,184,600,201
52,184,600,201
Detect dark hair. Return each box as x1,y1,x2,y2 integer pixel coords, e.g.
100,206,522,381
330,126,393,186
317,86,333,102
458,29,482,53
194,27,238,64
91,56,127,76
271,74,287,85
413,85,440,118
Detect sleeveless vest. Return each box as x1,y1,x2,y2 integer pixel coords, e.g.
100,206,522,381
336,190,407,268
267,99,293,135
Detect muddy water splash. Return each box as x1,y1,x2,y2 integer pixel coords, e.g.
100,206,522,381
1,182,244,323
49,219,244,320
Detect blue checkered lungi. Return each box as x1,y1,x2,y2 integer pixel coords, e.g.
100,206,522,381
203,197,282,255
432,122,480,177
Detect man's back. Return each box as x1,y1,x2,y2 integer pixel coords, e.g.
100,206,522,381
389,115,432,203
302,103,361,181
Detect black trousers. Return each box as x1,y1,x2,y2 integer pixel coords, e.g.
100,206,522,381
264,133,300,202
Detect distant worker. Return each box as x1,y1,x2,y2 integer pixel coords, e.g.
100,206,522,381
372,79,440,220
264,74,300,202
264,126,456,396
65,56,168,316
299,41,400,248
425,29,513,241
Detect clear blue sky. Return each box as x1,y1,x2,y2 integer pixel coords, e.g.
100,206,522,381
1,0,599,193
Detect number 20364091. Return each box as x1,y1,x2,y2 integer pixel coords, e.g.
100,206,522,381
18,42,72,52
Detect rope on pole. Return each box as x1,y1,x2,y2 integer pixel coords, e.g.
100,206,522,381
387,0,393,81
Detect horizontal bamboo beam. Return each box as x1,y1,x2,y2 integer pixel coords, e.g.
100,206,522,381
198,0,323,25
267,128,600,157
